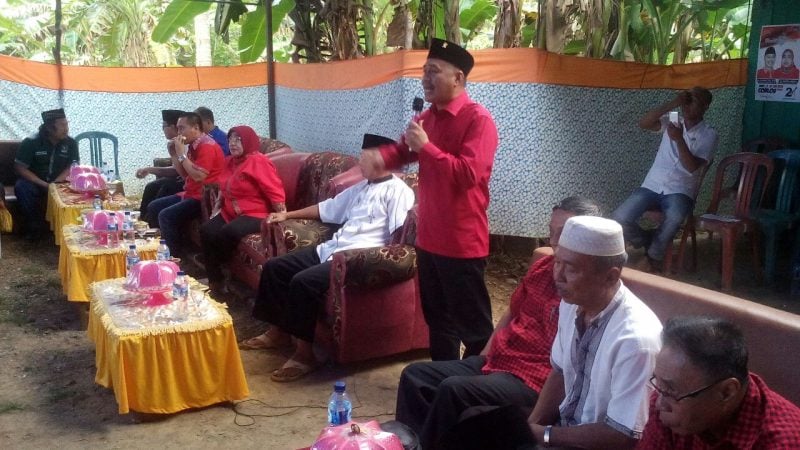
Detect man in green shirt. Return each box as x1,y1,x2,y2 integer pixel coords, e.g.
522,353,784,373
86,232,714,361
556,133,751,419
14,108,79,240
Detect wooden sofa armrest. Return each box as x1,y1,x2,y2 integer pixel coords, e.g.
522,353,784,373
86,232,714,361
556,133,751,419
201,183,220,223
261,219,338,257
330,244,417,290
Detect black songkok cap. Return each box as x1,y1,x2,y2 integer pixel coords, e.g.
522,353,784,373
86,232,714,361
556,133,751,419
765,46,776,56
427,38,474,77
161,109,184,126
362,133,396,149
41,108,66,123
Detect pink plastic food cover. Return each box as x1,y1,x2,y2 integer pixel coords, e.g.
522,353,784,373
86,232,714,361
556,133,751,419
124,260,180,293
71,172,107,192
311,421,402,450
68,164,100,181
82,210,119,232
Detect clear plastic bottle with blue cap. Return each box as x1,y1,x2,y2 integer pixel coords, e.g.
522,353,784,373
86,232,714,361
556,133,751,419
156,240,170,261
92,194,102,210
125,245,140,275
327,381,352,426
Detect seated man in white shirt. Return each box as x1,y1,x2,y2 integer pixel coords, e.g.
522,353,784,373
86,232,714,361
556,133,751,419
611,87,718,272
240,134,416,382
527,216,663,449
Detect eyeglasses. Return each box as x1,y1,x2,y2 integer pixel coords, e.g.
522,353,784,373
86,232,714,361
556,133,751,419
648,375,723,402
229,136,242,144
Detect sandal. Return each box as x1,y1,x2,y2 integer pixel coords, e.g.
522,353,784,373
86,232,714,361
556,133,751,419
238,333,290,351
270,359,320,382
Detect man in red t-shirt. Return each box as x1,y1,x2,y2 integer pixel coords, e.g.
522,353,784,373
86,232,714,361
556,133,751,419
637,316,800,449
394,197,602,450
145,112,225,257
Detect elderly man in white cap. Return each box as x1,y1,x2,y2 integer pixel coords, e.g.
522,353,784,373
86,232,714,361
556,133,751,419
526,216,663,449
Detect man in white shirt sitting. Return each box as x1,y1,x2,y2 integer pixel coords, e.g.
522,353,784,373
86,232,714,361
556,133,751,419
240,134,416,382
527,216,662,449
612,87,718,272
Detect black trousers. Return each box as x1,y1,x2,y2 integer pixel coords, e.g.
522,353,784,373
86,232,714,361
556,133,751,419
440,404,538,450
199,214,262,283
252,246,331,342
139,176,182,216
417,249,494,361
395,356,539,450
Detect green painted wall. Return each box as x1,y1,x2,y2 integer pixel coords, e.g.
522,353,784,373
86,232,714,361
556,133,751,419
743,0,800,146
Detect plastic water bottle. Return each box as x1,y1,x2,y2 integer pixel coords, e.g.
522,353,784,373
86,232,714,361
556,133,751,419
156,240,171,261
327,381,352,426
122,211,135,243
106,212,119,248
172,271,188,302
101,161,110,181
125,245,140,275
92,194,102,210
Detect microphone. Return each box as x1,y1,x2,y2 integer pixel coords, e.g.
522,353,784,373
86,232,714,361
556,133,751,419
412,97,424,122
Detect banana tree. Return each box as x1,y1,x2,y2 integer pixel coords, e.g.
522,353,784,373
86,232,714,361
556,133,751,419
493,0,518,48
153,0,294,64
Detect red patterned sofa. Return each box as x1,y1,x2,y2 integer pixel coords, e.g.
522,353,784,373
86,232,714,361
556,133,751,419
227,150,361,288
261,172,428,363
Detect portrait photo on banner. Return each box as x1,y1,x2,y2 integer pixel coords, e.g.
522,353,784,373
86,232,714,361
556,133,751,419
755,24,800,103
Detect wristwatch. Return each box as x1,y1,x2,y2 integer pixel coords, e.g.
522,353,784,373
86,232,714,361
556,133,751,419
543,425,553,447
177,154,187,163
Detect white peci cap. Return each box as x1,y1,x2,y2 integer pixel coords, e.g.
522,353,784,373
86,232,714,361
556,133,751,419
559,216,625,257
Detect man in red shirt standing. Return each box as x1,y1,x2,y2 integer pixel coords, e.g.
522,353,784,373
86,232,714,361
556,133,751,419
145,111,225,257
638,316,800,449
372,38,498,361
394,197,602,450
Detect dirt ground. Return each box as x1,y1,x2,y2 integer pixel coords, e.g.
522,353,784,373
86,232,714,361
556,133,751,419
2,229,798,449
0,231,523,449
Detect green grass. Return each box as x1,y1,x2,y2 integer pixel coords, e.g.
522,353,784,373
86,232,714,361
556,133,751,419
47,387,77,404
19,265,40,277
0,402,25,414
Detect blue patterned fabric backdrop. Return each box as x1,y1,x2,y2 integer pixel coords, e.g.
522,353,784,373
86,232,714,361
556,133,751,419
0,77,743,237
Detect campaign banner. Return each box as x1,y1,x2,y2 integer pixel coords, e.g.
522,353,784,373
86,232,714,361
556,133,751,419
755,24,800,102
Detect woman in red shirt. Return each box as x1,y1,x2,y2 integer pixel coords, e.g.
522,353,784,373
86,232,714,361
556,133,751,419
199,125,286,295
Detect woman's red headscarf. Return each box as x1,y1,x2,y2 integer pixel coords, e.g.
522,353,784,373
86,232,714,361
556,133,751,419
228,125,261,163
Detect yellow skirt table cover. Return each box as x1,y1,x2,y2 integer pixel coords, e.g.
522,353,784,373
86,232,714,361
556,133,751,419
46,183,131,246
58,225,158,302
87,278,249,414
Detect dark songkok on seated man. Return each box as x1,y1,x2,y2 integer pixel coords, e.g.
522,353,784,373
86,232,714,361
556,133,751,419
241,133,416,382
136,109,185,216
14,108,78,240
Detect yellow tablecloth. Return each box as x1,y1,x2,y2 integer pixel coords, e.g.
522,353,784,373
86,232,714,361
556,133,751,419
58,225,158,302
87,278,249,414
46,183,132,245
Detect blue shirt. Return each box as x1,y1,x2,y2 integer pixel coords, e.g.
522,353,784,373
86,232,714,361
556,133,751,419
209,126,230,156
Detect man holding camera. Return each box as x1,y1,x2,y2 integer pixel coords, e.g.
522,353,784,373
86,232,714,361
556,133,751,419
612,87,718,272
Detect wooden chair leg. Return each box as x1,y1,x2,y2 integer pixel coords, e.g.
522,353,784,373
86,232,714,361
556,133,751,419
751,229,764,283
663,243,673,274
720,229,737,291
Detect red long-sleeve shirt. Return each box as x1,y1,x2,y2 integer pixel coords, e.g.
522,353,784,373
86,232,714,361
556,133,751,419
380,92,498,258
220,152,285,222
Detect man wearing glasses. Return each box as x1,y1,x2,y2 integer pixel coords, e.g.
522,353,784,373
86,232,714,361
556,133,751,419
638,316,800,448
